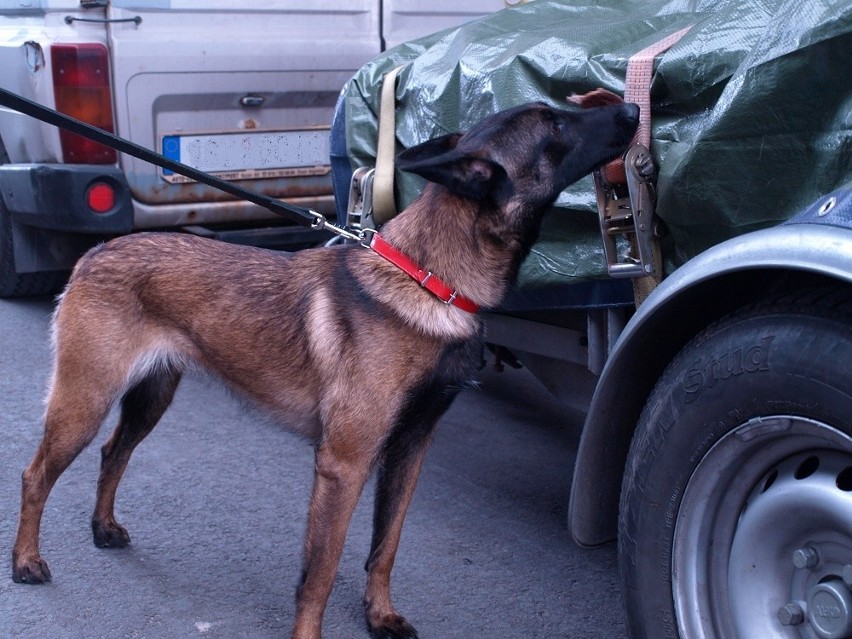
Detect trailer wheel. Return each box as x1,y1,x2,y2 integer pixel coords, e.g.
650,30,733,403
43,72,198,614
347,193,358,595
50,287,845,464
619,290,852,639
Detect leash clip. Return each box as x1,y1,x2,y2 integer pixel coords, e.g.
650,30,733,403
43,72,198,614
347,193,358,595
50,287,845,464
305,208,369,244
358,227,377,248
346,166,377,231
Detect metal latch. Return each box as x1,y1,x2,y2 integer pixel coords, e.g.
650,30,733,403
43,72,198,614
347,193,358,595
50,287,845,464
593,144,660,279
346,167,376,231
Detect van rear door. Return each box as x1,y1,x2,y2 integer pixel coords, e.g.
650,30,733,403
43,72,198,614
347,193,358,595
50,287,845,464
106,0,380,226
382,0,505,50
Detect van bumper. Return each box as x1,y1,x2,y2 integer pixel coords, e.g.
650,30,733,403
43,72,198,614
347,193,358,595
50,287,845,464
0,163,134,234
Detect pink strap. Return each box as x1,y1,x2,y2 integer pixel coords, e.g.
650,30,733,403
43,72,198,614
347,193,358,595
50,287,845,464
624,26,693,149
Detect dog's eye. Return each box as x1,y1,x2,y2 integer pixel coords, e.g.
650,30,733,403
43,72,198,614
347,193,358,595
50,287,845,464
551,121,564,135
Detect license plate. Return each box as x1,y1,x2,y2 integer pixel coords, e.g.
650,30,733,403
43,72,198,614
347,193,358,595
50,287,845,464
160,128,331,183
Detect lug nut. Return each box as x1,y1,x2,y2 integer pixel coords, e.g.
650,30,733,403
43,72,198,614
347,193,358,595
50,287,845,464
778,602,805,626
793,546,820,569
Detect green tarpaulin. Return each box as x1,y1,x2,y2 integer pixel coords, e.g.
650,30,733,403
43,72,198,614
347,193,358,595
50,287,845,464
343,0,852,290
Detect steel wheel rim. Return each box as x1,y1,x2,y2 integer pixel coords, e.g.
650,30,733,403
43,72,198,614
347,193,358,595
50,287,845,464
672,416,852,639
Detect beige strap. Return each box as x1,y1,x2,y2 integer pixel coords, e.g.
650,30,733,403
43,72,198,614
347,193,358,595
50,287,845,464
372,65,404,225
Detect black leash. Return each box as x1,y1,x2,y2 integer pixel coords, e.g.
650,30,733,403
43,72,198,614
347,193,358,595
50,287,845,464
0,87,490,313
0,87,361,240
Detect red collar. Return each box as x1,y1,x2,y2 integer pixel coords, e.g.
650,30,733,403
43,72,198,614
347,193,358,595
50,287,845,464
369,233,480,314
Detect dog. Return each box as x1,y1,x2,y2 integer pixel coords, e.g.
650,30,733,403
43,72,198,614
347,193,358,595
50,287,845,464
12,99,638,639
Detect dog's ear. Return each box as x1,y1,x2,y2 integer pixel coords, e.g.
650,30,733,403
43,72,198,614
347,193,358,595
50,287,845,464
397,132,462,163
567,88,624,109
397,134,506,201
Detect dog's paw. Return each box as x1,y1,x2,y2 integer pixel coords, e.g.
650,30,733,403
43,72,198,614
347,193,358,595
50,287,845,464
368,614,419,639
12,555,52,584
92,519,131,548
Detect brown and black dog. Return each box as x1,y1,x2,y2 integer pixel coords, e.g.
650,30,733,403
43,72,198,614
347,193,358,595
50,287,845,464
12,99,638,639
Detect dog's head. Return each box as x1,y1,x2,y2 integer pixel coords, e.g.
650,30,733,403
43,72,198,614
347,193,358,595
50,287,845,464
397,101,639,213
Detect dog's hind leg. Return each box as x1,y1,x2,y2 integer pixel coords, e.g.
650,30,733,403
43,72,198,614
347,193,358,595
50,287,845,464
92,366,182,548
12,367,118,584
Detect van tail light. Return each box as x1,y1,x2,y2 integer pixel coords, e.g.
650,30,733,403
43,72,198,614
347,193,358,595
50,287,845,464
86,181,117,213
51,43,117,164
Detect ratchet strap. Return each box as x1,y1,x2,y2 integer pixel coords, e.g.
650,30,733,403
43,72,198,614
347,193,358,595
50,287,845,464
603,26,692,182
597,26,691,306
625,27,692,152
626,26,691,305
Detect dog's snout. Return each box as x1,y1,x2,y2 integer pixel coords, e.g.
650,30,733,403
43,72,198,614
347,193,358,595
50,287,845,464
622,103,640,125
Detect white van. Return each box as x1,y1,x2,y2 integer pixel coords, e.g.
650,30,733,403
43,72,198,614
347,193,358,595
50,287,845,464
0,0,501,296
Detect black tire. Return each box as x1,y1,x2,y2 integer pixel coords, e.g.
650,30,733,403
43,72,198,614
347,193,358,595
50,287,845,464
0,140,68,298
0,198,66,298
619,288,852,639
0,139,67,298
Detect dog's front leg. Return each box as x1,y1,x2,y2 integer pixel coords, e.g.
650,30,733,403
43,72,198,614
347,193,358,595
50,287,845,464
293,440,375,639
363,405,449,639
364,444,430,639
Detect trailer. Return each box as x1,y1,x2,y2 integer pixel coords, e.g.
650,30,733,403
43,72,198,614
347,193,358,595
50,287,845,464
334,1,852,636
0,0,502,297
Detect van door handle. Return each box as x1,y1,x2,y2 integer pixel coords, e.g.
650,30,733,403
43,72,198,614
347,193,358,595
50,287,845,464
64,16,142,25
240,94,265,108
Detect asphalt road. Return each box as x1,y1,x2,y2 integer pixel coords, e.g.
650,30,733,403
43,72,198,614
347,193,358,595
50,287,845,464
0,295,626,639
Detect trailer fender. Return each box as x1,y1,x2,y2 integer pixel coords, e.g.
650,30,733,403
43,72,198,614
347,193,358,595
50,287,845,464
569,189,852,547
